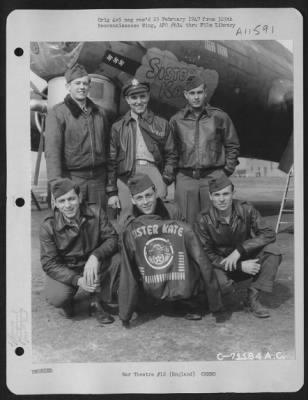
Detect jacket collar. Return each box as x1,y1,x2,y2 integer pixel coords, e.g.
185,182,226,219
124,198,170,228
53,203,95,231
132,198,171,219
208,199,244,227
64,94,99,118
123,109,155,126
183,103,211,119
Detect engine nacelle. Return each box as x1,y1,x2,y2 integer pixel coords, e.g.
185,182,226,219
47,74,119,119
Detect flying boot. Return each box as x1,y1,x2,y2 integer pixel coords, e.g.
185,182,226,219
245,287,270,318
89,293,115,325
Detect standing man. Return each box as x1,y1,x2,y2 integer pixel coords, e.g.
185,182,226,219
40,178,119,324
194,175,282,318
107,78,177,221
45,63,110,208
170,74,240,224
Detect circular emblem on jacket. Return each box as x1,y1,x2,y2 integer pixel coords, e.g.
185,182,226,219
144,238,174,270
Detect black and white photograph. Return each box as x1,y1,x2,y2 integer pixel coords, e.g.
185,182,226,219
6,8,303,394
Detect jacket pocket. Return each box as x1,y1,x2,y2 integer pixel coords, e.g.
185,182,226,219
65,127,82,153
117,149,127,172
64,145,82,170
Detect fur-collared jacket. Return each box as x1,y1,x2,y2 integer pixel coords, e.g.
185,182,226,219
45,94,110,181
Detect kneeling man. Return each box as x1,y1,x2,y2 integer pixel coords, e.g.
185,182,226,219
40,178,119,324
194,175,282,318
118,173,225,326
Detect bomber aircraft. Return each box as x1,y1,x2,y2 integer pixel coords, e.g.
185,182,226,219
30,40,293,179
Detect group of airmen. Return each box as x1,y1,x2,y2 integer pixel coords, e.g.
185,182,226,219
40,63,281,327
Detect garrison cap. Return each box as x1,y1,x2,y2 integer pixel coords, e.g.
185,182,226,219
123,78,150,97
65,63,89,83
128,173,155,196
209,174,234,193
51,178,79,200
185,74,206,91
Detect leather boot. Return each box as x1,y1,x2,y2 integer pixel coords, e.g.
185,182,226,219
246,287,270,318
184,312,202,321
89,295,115,325
58,300,74,318
212,307,232,323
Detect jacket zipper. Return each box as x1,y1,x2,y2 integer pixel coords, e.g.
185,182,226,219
87,115,95,169
195,116,200,168
132,120,137,175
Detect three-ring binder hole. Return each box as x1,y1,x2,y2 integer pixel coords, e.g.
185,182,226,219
14,47,24,57
15,197,25,207
15,347,24,356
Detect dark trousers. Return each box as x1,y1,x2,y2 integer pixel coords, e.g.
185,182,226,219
48,170,107,210
198,261,224,312
175,169,226,225
64,170,107,210
45,253,121,309
214,251,282,295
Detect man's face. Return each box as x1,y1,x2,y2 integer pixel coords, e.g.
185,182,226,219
132,186,157,215
54,189,81,220
66,76,91,102
209,185,234,214
184,84,207,110
125,91,150,115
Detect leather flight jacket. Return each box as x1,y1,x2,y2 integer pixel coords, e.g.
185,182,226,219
119,214,223,321
194,199,281,271
45,95,110,182
107,110,177,197
170,104,240,176
40,203,118,287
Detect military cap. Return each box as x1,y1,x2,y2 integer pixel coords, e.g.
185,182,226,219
122,78,150,97
51,178,79,199
128,173,155,196
209,174,234,193
184,74,206,92
65,63,89,83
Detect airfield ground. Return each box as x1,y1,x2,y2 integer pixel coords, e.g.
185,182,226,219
31,177,295,363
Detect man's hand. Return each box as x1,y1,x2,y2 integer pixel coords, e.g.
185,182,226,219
241,259,261,275
221,249,241,271
84,255,100,287
108,195,121,209
77,276,97,293
159,183,168,200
